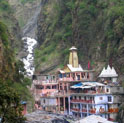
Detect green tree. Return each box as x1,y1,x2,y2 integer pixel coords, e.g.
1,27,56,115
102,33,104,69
0,80,25,123
117,103,124,123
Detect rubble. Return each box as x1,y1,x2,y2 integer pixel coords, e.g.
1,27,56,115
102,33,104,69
25,110,72,123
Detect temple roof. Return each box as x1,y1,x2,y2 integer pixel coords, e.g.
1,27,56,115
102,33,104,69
67,64,83,72
69,46,77,50
99,65,118,78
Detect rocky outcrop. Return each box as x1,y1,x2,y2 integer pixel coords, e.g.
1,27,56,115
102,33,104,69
8,0,41,29
0,0,22,51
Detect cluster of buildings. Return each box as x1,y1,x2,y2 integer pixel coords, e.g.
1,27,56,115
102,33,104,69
31,46,124,122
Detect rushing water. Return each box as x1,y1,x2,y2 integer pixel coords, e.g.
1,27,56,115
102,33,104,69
21,3,41,76
22,37,37,76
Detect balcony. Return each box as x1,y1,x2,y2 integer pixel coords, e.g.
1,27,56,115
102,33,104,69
71,108,80,112
33,80,58,85
71,99,95,104
108,108,118,113
58,77,91,82
89,109,96,114
82,109,87,113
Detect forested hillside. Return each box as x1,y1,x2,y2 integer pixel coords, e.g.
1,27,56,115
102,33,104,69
35,0,124,82
0,1,33,120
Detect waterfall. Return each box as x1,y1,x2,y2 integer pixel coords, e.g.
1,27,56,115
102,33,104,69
22,37,37,76
21,3,41,76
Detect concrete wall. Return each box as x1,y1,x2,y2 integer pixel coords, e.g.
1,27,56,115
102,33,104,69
110,86,124,93
95,95,113,104
40,98,57,106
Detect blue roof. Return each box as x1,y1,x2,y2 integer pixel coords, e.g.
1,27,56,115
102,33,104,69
21,101,27,105
74,82,83,87
71,82,105,89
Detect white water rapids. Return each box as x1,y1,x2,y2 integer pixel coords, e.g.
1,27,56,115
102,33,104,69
22,37,37,76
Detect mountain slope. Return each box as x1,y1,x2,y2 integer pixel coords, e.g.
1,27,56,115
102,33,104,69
35,0,124,82
0,0,22,51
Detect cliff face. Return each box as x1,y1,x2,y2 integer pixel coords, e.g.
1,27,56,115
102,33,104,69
0,0,22,51
0,21,18,81
0,1,33,102
36,0,124,81
8,0,41,28
8,0,41,39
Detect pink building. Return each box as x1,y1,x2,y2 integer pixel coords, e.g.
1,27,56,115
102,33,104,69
32,74,58,112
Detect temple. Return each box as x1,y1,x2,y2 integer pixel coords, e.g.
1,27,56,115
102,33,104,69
31,46,124,122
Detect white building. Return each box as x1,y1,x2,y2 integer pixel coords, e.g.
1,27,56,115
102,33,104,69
99,65,118,83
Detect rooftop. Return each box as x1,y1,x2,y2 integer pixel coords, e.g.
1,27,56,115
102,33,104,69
69,46,77,50
71,82,105,89
67,64,83,72
99,65,118,78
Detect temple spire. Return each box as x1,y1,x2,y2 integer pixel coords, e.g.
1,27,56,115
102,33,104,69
69,46,79,68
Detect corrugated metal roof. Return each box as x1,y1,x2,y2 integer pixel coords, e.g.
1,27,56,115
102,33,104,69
71,82,105,89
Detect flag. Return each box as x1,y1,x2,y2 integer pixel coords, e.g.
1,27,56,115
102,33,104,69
88,61,90,70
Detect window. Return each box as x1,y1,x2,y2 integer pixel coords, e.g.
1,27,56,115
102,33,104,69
90,105,93,109
81,73,84,78
79,96,81,100
108,96,112,102
75,96,76,99
66,73,70,78
77,75,80,80
43,99,45,104
90,97,92,100
46,86,50,89
106,88,109,92
117,87,120,90
52,85,56,89
46,76,48,79
87,73,89,79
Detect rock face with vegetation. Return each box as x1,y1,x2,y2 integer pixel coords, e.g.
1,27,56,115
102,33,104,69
0,0,22,51
8,0,41,39
8,0,41,29
35,0,124,82
0,1,34,121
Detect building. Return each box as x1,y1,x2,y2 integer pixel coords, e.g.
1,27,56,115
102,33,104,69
99,65,118,83
31,74,58,112
56,46,94,114
31,46,124,122
70,65,124,121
